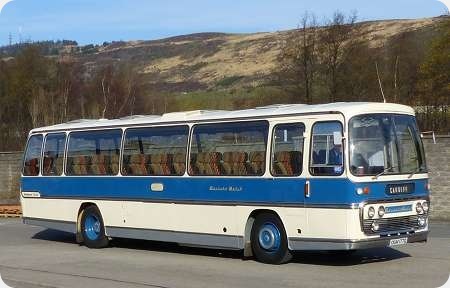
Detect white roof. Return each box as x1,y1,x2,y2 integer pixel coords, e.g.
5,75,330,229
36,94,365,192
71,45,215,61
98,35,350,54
30,102,415,133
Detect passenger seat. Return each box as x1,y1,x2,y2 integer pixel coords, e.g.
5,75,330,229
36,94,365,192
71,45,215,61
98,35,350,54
222,151,248,175
193,152,222,175
273,151,302,176
24,159,39,176
90,155,107,175
127,154,148,175
248,151,265,175
172,153,186,175
149,154,171,175
71,156,89,175
109,154,120,175
42,156,54,175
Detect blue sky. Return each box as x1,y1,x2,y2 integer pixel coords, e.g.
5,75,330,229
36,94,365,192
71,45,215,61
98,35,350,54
0,0,447,46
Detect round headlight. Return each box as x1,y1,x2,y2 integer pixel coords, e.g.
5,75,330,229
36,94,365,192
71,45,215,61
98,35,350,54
416,202,423,214
418,216,427,227
368,206,375,218
422,201,429,213
371,221,380,232
378,206,385,217
356,188,364,195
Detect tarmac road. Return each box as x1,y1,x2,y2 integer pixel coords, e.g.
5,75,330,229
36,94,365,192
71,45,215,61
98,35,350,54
0,218,449,288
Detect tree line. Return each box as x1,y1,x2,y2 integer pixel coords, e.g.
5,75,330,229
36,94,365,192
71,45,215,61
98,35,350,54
278,12,449,133
0,47,147,150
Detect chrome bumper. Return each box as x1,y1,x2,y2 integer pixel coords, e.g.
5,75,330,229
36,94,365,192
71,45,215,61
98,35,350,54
289,231,428,251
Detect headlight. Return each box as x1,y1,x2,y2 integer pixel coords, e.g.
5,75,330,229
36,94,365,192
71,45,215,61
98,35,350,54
378,206,385,217
422,201,429,213
417,216,427,227
371,221,380,232
416,202,423,214
368,206,375,218
356,188,363,195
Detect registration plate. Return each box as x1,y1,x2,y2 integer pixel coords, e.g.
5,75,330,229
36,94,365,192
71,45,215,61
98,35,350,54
389,238,408,246
385,204,412,214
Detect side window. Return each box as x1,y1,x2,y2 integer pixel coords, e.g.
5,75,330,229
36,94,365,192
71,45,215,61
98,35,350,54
23,135,43,176
394,116,421,173
310,121,343,176
66,129,122,176
122,126,189,176
43,133,66,176
189,121,269,176
271,123,305,176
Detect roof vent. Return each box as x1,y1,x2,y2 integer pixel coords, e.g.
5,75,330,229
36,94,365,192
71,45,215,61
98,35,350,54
65,119,105,124
254,104,301,110
184,110,227,116
162,110,227,119
119,115,160,120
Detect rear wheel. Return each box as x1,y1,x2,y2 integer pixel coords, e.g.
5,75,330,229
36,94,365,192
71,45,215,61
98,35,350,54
80,206,109,248
251,213,292,264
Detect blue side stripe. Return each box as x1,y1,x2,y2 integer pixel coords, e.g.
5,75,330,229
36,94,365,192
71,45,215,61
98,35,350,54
22,177,429,205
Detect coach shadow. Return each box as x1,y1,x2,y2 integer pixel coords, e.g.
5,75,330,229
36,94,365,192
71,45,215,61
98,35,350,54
31,227,410,266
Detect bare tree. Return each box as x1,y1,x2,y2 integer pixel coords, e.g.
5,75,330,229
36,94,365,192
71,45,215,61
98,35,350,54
101,75,110,119
116,64,141,117
319,11,358,102
279,12,319,104
91,64,142,119
56,58,75,122
375,61,386,103
393,56,399,102
97,65,114,119
299,12,319,104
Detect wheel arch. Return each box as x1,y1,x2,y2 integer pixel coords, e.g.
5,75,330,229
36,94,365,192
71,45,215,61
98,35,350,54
243,209,285,258
76,202,99,243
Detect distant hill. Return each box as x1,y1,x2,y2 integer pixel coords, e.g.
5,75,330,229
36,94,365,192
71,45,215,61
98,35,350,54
1,16,447,93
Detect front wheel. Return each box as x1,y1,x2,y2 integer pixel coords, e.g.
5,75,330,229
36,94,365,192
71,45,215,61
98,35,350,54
251,213,292,264
80,206,109,248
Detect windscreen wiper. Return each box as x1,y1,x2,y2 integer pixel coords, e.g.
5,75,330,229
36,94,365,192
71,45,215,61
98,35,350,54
407,166,428,178
372,166,397,180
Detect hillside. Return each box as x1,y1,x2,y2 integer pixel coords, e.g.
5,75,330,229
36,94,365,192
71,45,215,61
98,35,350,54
70,17,446,92
0,16,446,93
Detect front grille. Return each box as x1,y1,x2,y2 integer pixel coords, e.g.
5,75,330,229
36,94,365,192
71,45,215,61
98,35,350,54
363,215,421,235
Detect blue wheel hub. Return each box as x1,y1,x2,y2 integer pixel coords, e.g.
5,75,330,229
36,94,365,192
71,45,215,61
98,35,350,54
258,222,281,252
84,214,101,241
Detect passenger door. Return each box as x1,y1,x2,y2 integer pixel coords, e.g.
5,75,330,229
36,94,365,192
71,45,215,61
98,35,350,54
304,116,349,239
269,121,308,237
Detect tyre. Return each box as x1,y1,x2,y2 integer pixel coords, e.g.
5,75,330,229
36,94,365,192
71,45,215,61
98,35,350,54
251,213,292,264
80,205,109,248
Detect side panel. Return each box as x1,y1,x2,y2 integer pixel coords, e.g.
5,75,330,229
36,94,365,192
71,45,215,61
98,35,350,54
122,201,174,231
303,208,350,239
21,197,310,249
21,197,81,223
21,177,309,205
